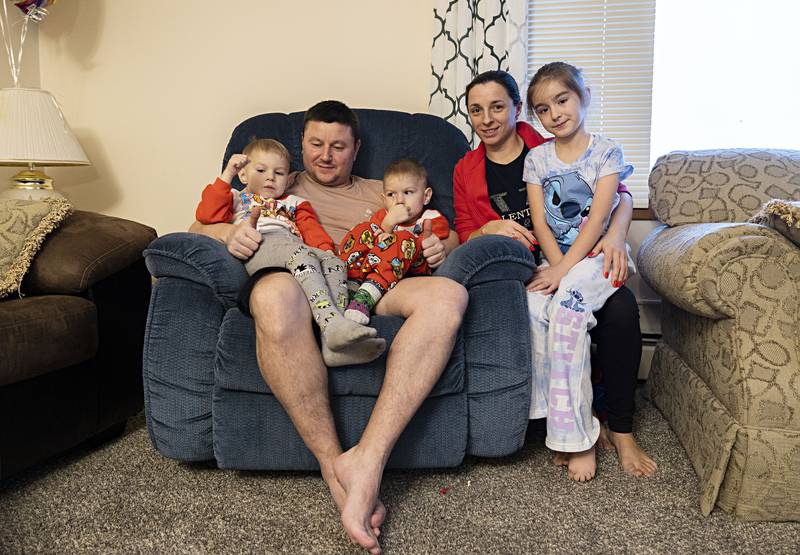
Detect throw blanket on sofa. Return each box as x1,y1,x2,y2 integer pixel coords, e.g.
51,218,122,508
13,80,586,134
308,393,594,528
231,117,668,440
0,198,73,298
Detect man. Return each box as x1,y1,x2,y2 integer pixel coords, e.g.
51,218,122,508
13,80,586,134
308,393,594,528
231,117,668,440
190,100,466,554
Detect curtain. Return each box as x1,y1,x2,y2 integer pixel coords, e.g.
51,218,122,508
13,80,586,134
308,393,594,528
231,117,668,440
429,0,527,145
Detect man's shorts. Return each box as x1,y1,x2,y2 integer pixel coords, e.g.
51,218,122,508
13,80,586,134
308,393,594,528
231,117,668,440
236,267,289,318
237,268,325,344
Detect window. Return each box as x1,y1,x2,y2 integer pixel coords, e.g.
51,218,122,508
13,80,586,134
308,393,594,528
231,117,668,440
527,0,656,208
650,0,800,167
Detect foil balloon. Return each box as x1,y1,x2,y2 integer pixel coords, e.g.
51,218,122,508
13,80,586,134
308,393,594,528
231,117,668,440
13,0,57,22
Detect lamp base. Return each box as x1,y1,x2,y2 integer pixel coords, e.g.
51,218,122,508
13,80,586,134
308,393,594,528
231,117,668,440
0,169,66,200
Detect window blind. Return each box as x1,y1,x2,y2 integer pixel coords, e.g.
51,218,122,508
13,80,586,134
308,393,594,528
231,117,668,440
527,0,656,207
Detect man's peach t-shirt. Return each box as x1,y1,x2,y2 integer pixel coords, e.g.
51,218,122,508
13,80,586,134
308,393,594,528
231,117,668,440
288,171,384,245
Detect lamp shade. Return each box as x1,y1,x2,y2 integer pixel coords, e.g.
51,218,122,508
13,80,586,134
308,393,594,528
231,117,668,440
0,88,89,166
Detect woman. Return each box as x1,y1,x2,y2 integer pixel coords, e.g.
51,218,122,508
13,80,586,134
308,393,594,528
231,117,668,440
453,70,656,477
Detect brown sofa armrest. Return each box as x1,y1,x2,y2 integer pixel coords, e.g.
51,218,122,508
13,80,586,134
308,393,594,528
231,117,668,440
24,210,157,295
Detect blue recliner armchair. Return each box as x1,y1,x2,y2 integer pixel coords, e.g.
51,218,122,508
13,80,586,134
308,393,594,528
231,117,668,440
142,109,536,470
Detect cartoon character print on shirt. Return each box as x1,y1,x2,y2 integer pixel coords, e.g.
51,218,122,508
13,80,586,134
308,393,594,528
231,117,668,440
347,250,363,267
341,235,355,255
359,228,375,248
377,233,396,250
400,238,417,261
390,257,404,281
240,192,300,236
541,170,593,247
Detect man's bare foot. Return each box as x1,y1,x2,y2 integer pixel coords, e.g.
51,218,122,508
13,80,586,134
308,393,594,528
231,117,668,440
321,467,385,539
597,422,615,451
567,446,596,482
610,431,657,477
553,451,569,466
334,445,385,554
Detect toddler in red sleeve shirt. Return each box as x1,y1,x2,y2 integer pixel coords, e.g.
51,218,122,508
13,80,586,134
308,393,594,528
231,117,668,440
340,159,450,324
195,138,380,364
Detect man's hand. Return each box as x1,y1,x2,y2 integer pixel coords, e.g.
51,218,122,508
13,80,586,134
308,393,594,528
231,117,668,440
527,262,567,295
226,206,262,260
221,153,249,184
421,219,446,269
479,220,537,248
589,232,628,287
382,204,412,231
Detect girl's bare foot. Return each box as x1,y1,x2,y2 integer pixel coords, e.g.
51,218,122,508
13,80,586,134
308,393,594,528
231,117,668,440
610,431,657,476
553,451,569,466
567,445,596,482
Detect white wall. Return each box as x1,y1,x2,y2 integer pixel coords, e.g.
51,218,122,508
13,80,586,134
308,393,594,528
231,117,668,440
10,1,661,314
33,1,433,234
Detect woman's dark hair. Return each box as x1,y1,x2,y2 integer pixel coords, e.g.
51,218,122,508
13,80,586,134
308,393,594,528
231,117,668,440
465,70,521,105
303,100,360,143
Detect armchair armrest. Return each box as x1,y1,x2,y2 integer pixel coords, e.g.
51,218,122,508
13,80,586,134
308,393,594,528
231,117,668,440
25,210,157,295
434,235,536,287
144,232,249,308
637,222,800,319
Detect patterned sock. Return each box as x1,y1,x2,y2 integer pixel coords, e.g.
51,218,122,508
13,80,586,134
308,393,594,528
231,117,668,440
345,282,383,324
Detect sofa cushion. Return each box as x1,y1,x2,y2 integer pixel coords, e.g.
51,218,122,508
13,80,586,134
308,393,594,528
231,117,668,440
0,198,72,299
649,149,800,226
0,295,97,386
26,210,157,295
215,308,465,398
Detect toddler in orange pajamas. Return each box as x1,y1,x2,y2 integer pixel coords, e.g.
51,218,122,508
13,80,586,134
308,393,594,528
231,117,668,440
339,158,450,324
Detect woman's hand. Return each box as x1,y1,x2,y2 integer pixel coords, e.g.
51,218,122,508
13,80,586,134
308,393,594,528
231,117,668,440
225,206,262,260
527,263,567,295
479,220,536,248
589,231,628,287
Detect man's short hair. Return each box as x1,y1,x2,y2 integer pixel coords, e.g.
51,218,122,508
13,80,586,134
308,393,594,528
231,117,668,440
243,138,291,164
303,100,361,143
383,158,428,184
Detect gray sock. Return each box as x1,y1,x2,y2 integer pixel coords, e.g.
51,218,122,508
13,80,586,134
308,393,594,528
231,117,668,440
321,337,386,367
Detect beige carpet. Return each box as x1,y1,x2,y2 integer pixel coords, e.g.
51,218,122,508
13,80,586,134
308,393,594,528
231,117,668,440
2,391,799,554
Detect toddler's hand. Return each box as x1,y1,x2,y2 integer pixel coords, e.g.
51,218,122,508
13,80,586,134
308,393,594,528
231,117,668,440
221,154,249,183
384,204,412,229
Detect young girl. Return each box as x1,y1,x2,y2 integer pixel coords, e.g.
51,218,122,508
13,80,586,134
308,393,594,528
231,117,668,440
524,62,635,482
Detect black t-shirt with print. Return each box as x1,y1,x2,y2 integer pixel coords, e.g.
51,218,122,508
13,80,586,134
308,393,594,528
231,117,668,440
485,145,531,230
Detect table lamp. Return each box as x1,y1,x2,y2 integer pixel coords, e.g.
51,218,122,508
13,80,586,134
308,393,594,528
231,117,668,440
0,87,90,200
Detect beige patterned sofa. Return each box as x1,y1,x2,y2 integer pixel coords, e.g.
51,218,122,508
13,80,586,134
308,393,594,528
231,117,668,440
637,149,800,521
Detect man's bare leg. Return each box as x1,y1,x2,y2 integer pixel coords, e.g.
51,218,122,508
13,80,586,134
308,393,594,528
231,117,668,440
333,276,468,554
609,431,657,476
249,273,385,534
